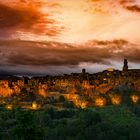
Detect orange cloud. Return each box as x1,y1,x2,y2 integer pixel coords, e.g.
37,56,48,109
0,2,62,37
120,0,140,13
87,39,128,46
89,0,140,14
125,5,140,12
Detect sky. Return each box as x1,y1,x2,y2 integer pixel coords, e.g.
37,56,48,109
0,0,140,75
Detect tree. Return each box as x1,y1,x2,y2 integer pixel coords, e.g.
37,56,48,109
13,109,44,140
79,110,101,126
59,95,65,102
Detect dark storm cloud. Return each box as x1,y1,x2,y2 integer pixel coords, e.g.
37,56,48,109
122,48,140,62
0,40,139,69
5,42,110,66
7,52,109,66
87,39,140,63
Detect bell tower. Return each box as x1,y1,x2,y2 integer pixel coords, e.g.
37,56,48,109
123,59,128,71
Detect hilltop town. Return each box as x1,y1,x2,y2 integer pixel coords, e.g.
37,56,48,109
0,59,140,109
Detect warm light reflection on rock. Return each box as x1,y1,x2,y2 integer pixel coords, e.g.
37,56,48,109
38,84,48,97
64,93,88,108
82,80,90,90
110,94,121,105
95,97,106,107
13,85,20,94
32,102,38,110
0,80,14,97
130,95,139,103
0,88,14,97
6,104,13,110
80,101,88,109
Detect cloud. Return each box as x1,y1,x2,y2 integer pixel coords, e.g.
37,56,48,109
120,0,140,13
86,39,140,63
0,40,139,68
0,2,61,37
0,39,139,75
125,5,140,12
5,42,110,66
87,39,128,46
0,3,41,29
88,0,140,14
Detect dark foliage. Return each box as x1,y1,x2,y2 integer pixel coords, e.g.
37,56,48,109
0,105,140,140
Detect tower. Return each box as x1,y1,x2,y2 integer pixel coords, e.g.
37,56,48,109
123,59,128,71
82,68,86,74
23,76,29,85
82,68,88,80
